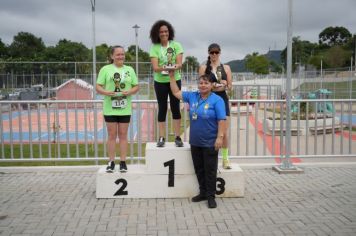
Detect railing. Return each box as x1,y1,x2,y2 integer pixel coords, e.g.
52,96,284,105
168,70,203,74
0,99,355,162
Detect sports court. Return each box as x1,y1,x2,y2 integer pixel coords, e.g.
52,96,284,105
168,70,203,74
1,106,155,143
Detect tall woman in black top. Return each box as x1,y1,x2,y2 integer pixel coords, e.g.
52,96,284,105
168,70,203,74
198,43,232,169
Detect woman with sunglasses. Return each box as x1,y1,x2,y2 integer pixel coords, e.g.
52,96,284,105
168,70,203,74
169,71,226,208
149,20,184,148
199,43,232,169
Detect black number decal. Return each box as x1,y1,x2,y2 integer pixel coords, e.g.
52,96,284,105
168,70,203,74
216,177,225,195
164,159,175,187
114,179,128,196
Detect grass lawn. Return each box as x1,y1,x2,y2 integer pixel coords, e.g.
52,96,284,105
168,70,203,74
0,143,146,166
297,80,356,99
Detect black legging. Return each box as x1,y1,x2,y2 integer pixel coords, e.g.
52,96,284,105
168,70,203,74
154,80,182,122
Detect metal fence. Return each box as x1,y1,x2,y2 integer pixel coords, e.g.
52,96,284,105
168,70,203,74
1,99,355,162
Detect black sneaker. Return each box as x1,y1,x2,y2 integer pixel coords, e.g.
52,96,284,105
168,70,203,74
191,194,207,202
106,161,115,173
208,197,217,208
175,136,184,147
119,161,127,172
156,136,165,147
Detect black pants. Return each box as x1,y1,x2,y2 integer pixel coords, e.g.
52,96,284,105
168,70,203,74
154,80,182,122
190,145,218,198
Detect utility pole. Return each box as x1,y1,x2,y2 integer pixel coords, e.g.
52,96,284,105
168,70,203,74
273,0,303,174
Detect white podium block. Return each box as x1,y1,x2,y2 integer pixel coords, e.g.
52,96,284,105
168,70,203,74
96,164,244,198
216,164,245,197
145,142,195,174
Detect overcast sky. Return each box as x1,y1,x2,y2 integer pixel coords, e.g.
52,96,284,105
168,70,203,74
1,0,356,63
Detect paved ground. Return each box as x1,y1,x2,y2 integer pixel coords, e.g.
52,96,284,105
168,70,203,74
1,164,356,236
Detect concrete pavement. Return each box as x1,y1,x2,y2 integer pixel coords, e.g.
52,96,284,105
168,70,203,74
1,164,356,235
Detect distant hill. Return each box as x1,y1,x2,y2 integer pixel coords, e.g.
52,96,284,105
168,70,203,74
265,50,282,64
226,59,246,73
227,50,282,72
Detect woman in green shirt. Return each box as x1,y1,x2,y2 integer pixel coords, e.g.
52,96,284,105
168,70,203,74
149,20,184,148
96,46,139,173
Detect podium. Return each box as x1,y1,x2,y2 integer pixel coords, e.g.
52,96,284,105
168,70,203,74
96,142,244,198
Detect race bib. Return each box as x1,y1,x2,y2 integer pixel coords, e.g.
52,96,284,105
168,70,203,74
112,98,127,109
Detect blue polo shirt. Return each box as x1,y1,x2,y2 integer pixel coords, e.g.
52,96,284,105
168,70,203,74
182,91,226,147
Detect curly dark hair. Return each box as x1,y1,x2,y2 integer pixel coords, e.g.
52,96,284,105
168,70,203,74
150,20,175,44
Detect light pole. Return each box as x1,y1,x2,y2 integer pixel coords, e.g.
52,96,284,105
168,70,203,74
132,24,140,82
90,0,98,160
132,24,141,159
273,0,303,173
90,0,96,99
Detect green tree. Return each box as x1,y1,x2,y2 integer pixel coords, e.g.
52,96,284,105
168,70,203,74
125,45,151,76
324,45,351,68
48,39,89,61
319,26,352,47
0,38,8,58
43,39,90,74
281,36,318,71
8,32,45,60
0,39,8,76
269,60,282,73
7,32,46,75
183,56,199,72
95,43,110,63
245,52,269,74
308,54,325,69
126,45,150,62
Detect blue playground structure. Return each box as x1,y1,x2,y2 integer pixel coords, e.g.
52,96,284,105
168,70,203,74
291,89,334,114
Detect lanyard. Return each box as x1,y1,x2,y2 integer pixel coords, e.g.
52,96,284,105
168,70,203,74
192,93,211,115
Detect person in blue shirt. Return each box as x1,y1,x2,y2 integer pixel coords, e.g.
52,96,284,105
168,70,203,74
168,71,226,208
199,43,233,169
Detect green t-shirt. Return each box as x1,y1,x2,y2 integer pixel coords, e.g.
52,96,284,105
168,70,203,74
149,40,183,83
96,64,138,116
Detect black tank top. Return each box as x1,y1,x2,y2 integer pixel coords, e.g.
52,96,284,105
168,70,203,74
209,64,228,100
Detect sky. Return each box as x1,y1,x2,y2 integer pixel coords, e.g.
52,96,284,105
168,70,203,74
1,0,356,63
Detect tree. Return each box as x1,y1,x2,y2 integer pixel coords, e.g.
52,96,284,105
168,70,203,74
126,45,150,62
319,26,352,47
324,45,351,68
269,61,282,73
95,43,110,63
0,39,8,75
0,38,8,58
50,39,89,61
43,39,90,74
8,32,45,60
308,54,325,70
125,45,151,76
6,32,46,75
182,56,199,73
245,52,269,74
281,36,318,71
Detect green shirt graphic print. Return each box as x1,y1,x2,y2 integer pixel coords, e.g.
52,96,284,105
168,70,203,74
97,64,138,116
149,40,183,83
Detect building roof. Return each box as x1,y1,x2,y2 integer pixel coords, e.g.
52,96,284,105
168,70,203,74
55,78,93,91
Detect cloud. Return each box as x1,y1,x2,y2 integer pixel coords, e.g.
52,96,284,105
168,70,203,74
0,0,355,63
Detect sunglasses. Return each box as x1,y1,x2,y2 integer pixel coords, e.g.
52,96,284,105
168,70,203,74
209,51,220,55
